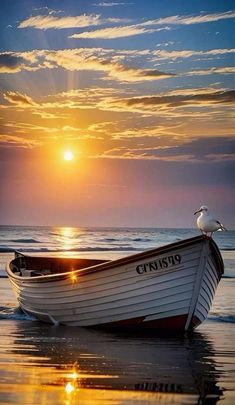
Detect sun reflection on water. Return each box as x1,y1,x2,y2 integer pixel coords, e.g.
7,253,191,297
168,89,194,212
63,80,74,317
55,227,81,252
65,381,75,394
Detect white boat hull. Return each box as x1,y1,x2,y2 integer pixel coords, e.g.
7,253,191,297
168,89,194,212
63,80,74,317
6,235,224,331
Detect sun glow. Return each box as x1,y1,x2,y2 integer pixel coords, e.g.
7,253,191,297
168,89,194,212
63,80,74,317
63,150,74,161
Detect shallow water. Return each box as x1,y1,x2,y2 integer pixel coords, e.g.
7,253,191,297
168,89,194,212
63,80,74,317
0,275,234,405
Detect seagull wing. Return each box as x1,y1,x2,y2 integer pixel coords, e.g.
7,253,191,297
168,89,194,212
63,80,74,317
216,220,227,231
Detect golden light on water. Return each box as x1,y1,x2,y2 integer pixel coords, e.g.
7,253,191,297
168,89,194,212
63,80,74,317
65,381,75,394
56,227,78,252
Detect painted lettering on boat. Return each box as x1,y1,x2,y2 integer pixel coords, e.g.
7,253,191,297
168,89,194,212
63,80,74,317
136,254,181,274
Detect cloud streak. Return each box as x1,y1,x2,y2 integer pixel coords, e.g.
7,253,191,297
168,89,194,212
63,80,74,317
69,25,158,39
18,14,102,29
18,10,235,35
0,134,40,148
142,10,235,26
93,1,133,7
93,2,132,6
3,91,35,107
18,13,129,30
96,136,235,162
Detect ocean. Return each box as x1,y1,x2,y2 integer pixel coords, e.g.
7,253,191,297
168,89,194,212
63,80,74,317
0,225,235,404
1,224,235,254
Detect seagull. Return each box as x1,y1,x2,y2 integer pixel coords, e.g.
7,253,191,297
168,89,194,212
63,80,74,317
194,205,227,236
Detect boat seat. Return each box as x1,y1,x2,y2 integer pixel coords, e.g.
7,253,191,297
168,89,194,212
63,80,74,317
30,271,44,277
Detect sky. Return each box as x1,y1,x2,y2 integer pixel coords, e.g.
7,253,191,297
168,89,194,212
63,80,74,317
0,0,234,228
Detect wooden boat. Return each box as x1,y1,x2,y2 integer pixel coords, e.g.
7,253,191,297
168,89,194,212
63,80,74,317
6,235,224,332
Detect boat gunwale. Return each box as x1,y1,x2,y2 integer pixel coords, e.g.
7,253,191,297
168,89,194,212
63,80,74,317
6,235,224,283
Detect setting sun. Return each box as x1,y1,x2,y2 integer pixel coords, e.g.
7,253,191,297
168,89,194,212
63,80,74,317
63,150,74,161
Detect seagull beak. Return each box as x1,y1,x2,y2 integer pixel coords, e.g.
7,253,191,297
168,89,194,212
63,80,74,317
194,209,201,215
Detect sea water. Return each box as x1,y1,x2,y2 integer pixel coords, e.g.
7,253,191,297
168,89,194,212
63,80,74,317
0,225,235,254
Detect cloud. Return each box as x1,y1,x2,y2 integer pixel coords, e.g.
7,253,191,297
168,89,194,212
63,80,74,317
152,48,235,61
69,25,158,39
1,85,234,160
67,10,235,41
18,13,128,30
142,10,235,26
18,14,102,29
0,134,40,148
96,136,235,161
18,9,235,34
0,47,234,84
113,89,235,110
0,53,27,73
93,2,132,6
99,88,235,120
186,67,235,76
32,7,63,15
3,91,35,107
28,48,175,82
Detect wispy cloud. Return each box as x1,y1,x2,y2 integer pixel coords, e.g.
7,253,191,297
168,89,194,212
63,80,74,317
93,2,132,6
96,136,235,161
69,9,235,40
18,10,235,34
3,91,35,107
18,13,128,29
102,89,235,118
69,25,160,39
152,48,235,61
142,10,235,26
0,134,40,148
186,67,235,76
18,14,102,29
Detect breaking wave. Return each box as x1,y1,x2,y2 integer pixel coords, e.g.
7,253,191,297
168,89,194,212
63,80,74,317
0,246,140,253
0,306,35,321
208,314,235,324
10,238,41,243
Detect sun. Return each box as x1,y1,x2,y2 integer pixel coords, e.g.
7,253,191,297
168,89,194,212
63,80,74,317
63,150,74,161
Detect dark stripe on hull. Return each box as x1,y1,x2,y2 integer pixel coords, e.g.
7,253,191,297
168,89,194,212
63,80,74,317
97,314,195,332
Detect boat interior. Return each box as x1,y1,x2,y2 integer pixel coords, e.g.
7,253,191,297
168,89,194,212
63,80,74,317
10,255,110,277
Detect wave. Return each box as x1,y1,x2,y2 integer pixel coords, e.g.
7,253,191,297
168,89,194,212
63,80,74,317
0,306,35,321
0,246,141,253
222,275,235,279
208,314,235,324
0,247,16,252
10,238,41,243
101,237,152,242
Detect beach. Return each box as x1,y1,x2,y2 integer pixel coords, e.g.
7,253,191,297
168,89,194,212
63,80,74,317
0,227,235,404
0,226,235,405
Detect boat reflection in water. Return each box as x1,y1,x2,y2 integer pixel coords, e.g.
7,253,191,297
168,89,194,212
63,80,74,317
1,320,223,405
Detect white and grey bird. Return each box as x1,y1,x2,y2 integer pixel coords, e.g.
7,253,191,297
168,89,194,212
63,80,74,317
194,205,227,236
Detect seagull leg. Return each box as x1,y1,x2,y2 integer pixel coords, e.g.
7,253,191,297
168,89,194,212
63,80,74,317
200,230,207,237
